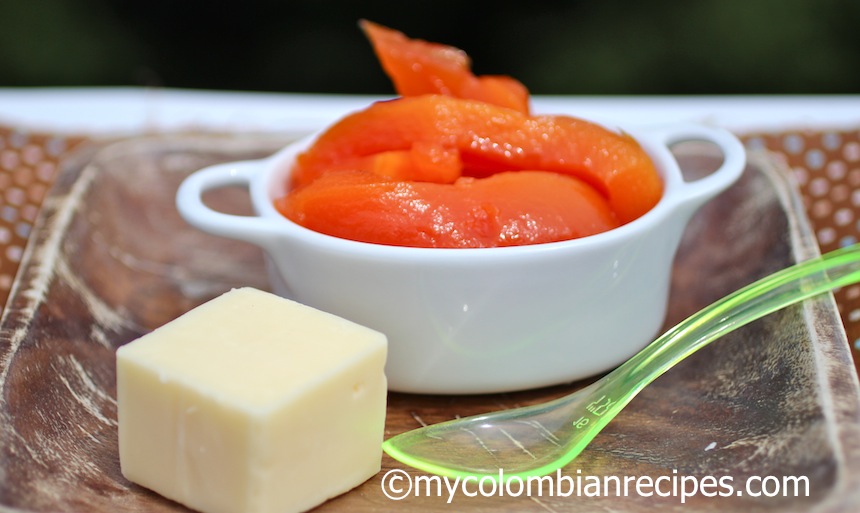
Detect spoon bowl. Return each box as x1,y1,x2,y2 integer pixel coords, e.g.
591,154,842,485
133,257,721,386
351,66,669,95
382,244,860,480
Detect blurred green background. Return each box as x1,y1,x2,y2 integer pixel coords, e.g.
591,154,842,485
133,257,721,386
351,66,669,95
1,0,858,95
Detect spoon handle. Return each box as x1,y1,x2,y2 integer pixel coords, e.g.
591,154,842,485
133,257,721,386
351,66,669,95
593,243,860,411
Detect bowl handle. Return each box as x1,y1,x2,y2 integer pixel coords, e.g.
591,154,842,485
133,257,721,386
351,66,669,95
175,160,281,250
646,123,747,208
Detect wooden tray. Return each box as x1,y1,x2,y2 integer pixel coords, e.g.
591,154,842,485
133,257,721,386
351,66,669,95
1,135,859,512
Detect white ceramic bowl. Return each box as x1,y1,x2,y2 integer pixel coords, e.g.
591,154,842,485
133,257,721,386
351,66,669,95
176,122,745,394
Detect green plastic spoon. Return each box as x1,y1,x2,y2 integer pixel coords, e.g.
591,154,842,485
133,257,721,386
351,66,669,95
382,244,860,481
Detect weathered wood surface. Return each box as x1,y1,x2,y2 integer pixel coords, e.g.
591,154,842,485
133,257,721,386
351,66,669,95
1,135,859,512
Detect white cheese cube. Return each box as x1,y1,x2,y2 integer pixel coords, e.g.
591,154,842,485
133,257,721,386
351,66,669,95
116,287,388,513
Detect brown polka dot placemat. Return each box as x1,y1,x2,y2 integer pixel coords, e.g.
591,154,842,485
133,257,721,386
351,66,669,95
0,126,88,297
0,124,858,374
744,129,860,373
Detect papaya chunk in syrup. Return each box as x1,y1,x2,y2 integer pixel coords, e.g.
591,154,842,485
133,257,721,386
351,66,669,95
360,20,530,114
275,22,664,248
289,95,662,225
277,170,619,248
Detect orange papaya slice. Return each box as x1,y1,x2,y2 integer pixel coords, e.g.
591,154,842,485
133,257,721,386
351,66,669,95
360,20,530,114
277,170,619,248
291,95,662,224
305,143,462,184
